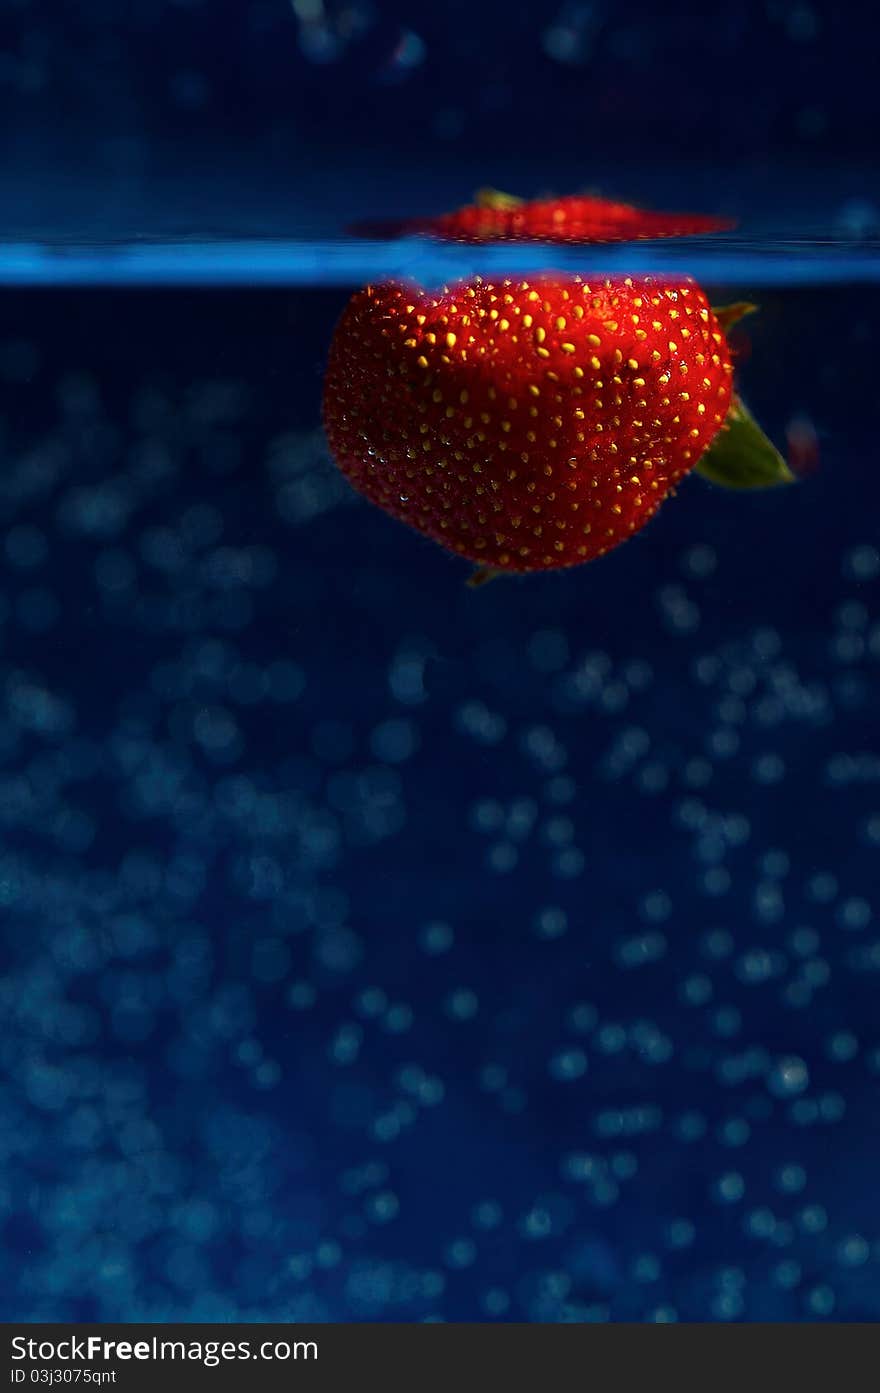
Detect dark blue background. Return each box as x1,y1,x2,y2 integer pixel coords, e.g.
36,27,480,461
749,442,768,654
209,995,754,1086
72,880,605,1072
1,0,878,237
3,0,878,163
1,281,879,1321
1,0,879,1326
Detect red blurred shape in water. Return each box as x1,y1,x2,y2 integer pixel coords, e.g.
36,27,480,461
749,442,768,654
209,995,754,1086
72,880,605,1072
350,191,735,244
785,415,821,478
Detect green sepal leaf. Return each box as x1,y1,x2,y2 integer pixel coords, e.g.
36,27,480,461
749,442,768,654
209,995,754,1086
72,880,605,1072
694,395,795,490
474,188,525,211
711,301,758,333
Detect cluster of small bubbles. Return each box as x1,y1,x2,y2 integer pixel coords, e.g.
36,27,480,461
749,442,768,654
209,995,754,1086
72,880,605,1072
592,1105,663,1139
825,1030,859,1062
58,485,133,540
326,766,407,845
548,1048,587,1081
710,1268,747,1320
387,642,430,706
635,761,669,794
631,1251,661,1283
365,1191,400,1225
478,1063,508,1094
556,649,624,711
837,1234,870,1267
752,752,786,785
846,941,880,974
680,543,718,580
270,429,357,522
666,1219,696,1250
418,921,454,955
788,1092,846,1126
806,1284,836,1317
542,1,602,65
600,725,651,780
774,1258,802,1291
594,1023,627,1055
534,906,568,939
736,946,787,983
455,701,507,745
767,1055,810,1098
444,988,479,1022
209,545,277,591
340,1161,389,1198
466,790,585,880
3,305,880,1324
639,890,672,923
843,543,880,582
628,1020,673,1064
615,930,667,969
862,814,880,846
541,813,575,847
487,842,518,874
520,725,568,773
445,1237,476,1268
567,1003,598,1034
518,1195,573,1242
679,972,713,1006
714,1171,746,1204
656,582,701,634
383,1004,414,1034
797,1204,829,1235
717,1116,750,1148
837,896,872,930
397,1064,444,1108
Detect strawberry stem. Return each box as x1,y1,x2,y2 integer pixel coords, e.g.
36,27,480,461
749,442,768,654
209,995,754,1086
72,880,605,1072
466,565,506,589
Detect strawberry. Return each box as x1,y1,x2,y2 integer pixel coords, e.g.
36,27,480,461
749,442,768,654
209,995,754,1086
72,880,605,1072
325,191,791,581
351,187,734,244
323,273,735,576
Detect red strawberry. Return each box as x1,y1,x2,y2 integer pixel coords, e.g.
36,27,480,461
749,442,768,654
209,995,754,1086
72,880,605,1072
323,273,735,576
351,187,734,244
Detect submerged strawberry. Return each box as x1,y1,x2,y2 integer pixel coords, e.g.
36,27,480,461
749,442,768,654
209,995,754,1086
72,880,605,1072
351,187,734,244
323,273,735,575
325,190,791,580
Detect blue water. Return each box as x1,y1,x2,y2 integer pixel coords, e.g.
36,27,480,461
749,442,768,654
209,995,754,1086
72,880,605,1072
4,0,880,1328
0,267,878,1324
1,237,879,286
